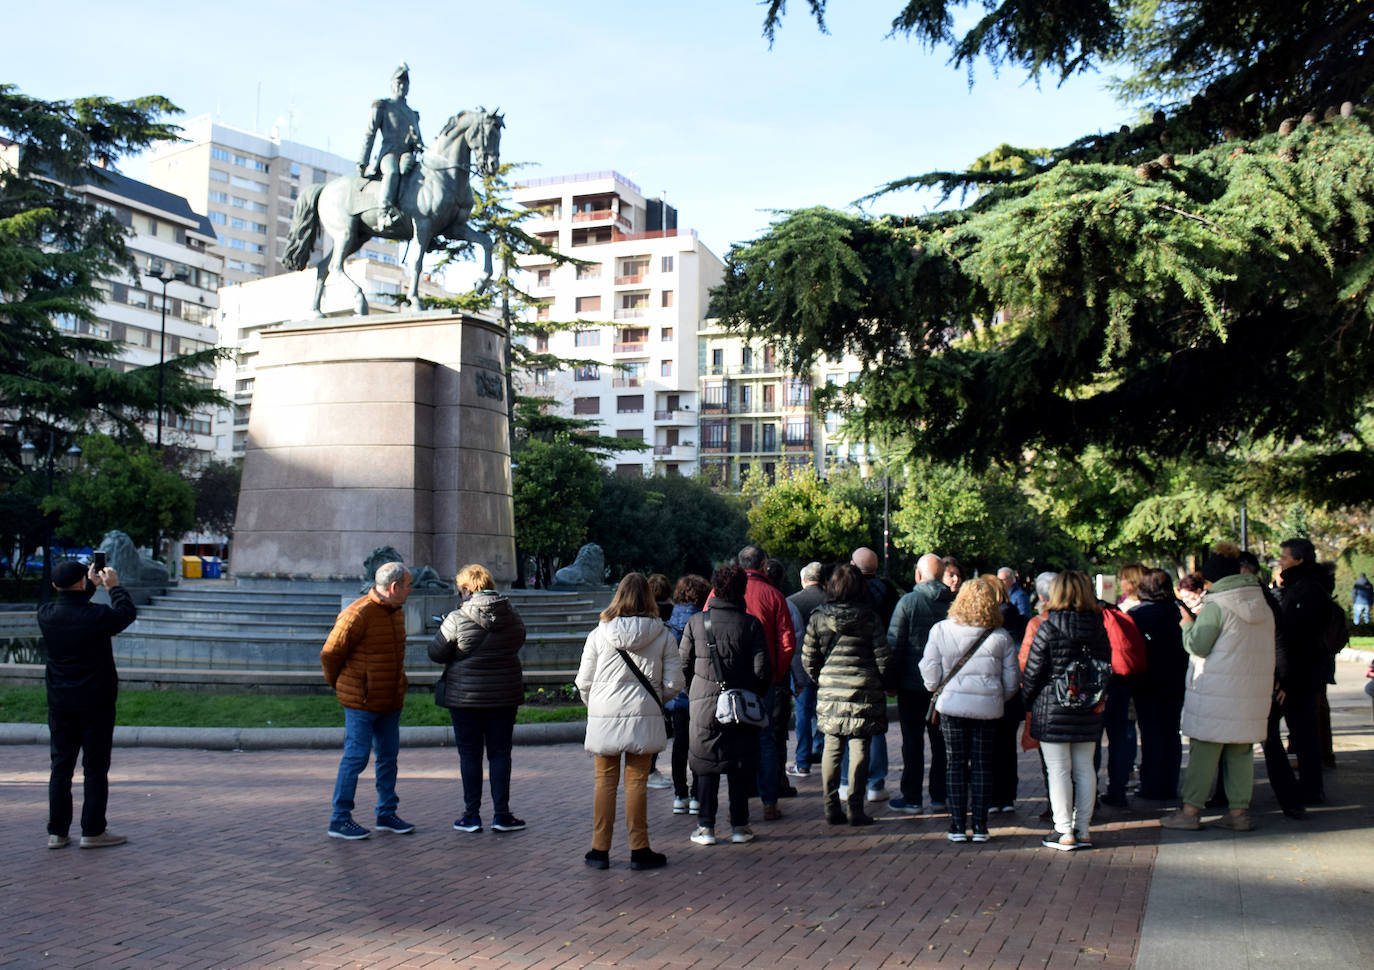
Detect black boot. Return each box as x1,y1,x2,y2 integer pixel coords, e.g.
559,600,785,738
629,847,667,870
584,848,609,870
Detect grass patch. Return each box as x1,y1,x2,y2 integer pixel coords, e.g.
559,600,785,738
1350,636,1374,650
0,687,584,728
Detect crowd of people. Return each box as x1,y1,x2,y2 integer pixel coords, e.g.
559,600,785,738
36,535,1350,864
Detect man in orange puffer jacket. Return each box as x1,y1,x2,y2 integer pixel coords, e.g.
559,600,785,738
322,562,414,840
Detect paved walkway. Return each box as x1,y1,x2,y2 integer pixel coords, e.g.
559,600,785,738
2,660,1370,970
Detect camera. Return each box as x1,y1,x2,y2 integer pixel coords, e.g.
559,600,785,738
92,551,107,572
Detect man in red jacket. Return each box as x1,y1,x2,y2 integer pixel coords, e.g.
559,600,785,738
738,545,796,819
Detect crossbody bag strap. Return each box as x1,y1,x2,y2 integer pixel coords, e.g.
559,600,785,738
703,613,728,686
615,648,667,713
929,627,995,704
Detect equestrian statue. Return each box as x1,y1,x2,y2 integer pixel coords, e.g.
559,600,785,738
282,65,503,316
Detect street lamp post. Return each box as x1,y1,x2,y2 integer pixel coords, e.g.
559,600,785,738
20,433,82,603
148,260,189,449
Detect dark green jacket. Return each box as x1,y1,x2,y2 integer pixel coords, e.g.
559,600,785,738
887,580,954,691
803,602,893,737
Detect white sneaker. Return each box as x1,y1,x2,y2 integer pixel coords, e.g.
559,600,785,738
731,826,755,844
838,785,850,801
646,770,673,790
673,797,688,814
866,786,890,803
688,799,700,814
690,826,716,845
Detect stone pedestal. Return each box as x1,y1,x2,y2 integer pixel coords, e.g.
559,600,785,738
231,310,514,584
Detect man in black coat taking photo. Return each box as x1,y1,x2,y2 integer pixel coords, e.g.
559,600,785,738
39,558,137,849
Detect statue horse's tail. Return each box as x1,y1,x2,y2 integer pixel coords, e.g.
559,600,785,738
282,183,326,271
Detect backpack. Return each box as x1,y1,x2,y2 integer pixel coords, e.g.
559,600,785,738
1053,647,1113,711
1322,598,1350,657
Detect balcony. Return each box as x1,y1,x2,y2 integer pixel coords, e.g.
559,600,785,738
700,441,730,454
613,341,647,354
572,208,614,223
611,377,644,387
700,399,728,413
654,443,696,457
613,307,646,320
614,274,644,285
784,436,814,450
653,408,694,421
730,402,755,415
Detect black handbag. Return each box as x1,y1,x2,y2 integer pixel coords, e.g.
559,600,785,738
615,649,674,739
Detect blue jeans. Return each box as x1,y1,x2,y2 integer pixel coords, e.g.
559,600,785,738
756,685,780,805
331,707,401,824
841,729,888,790
793,682,825,770
450,706,516,816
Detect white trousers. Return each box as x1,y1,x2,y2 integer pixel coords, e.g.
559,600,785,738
1041,740,1096,837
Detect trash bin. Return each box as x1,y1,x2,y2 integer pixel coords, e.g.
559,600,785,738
201,557,222,579
181,556,202,579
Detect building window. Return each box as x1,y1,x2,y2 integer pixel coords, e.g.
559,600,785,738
576,263,602,280
229,175,268,193
742,347,753,369
209,169,229,183
574,364,600,381
617,395,644,413
711,348,723,368
532,367,549,385
762,423,776,450
661,327,673,341
208,211,226,225
661,255,674,272
762,384,776,409
575,295,601,313
208,190,228,203
785,417,809,445
535,335,549,352
290,162,301,178
536,268,552,287
211,147,230,162
573,329,599,347
786,379,811,407
616,428,644,440
573,397,600,415
661,360,672,377
661,290,674,308
536,303,552,321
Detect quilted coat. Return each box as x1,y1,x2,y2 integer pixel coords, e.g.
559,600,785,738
679,598,770,774
576,615,683,756
920,620,1019,720
802,601,893,738
321,591,408,714
1021,610,1111,743
429,590,526,709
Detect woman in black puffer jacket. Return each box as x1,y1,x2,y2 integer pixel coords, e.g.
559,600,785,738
1022,570,1111,851
430,563,527,834
803,564,893,827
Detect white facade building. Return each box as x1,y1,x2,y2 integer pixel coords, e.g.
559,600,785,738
511,171,723,477
69,168,224,457
145,115,401,285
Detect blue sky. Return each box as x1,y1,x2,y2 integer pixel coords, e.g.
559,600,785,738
11,0,1133,257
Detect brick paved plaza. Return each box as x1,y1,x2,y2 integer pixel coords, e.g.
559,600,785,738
2,661,1372,970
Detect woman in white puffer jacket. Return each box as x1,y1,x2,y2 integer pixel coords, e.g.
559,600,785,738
576,573,683,872
920,577,1019,844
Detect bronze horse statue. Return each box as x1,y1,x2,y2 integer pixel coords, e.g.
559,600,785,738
282,107,503,316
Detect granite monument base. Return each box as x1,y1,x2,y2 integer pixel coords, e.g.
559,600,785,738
231,309,514,584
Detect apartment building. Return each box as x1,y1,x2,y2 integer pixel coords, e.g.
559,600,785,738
65,167,224,457
145,115,400,284
696,321,874,487
511,171,723,477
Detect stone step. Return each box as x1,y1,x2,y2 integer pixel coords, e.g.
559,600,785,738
150,592,346,609
136,606,340,623
113,630,587,671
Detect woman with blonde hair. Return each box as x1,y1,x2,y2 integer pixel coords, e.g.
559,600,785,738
430,563,527,833
921,578,1019,842
576,573,683,870
1118,564,1146,612
1021,570,1112,850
